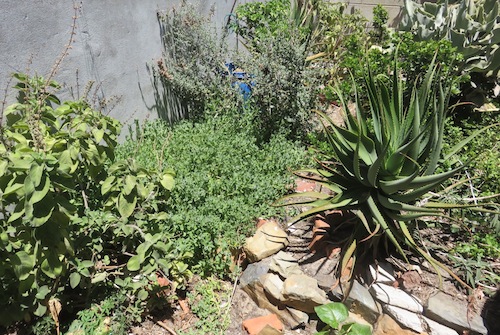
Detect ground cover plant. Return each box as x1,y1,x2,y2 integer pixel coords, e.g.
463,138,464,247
117,113,307,278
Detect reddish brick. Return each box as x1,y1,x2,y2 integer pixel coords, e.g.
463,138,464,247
242,314,283,335
295,179,316,192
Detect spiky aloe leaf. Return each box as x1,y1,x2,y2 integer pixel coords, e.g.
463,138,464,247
276,56,498,290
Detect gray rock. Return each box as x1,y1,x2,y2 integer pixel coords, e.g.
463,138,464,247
262,273,285,302
244,221,289,263
286,307,309,326
299,253,338,291
385,305,459,335
239,259,303,328
270,251,303,278
346,280,381,323
240,258,271,289
282,274,329,313
426,291,487,334
370,283,423,313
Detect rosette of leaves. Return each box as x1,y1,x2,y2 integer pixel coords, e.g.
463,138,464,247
277,58,496,286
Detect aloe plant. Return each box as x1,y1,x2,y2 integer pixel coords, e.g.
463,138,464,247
278,58,495,286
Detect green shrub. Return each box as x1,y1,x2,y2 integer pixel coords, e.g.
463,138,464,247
0,74,188,328
117,114,307,277
65,291,143,335
233,0,292,51
155,1,318,142
181,277,232,335
334,32,464,104
233,0,320,141
444,112,500,196
154,2,237,123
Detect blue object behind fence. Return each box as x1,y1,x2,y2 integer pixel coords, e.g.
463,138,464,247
224,62,254,101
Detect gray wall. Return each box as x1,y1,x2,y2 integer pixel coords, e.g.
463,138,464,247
0,0,404,134
0,0,245,134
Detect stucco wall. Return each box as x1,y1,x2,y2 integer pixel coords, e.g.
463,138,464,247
0,0,405,133
0,0,246,132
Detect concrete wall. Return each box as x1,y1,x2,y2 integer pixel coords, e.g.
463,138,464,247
0,0,405,134
0,0,246,133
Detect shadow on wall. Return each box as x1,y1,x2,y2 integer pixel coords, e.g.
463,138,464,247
147,61,189,125
146,8,199,125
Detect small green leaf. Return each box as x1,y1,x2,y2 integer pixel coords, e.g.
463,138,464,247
137,289,148,301
127,255,142,271
4,182,24,197
346,322,372,335
31,196,55,226
160,173,175,190
29,164,44,187
35,285,51,300
123,175,137,195
91,272,107,284
101,176,116,195
29,176,51,204
11,251,36,280
41,252,63,279
34,303,47,317
92,128,105,143
7,202,25,223
69,272,81,289
117,193,136,218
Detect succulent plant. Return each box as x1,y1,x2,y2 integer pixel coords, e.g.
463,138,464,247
401,0,500,78
277,57,497,286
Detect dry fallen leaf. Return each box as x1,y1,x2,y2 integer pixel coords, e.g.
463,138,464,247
48,298,62,335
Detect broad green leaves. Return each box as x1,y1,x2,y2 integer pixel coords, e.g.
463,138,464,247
314,303,372,335
0,73,179,326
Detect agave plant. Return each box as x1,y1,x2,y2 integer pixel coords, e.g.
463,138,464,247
278,58,492,286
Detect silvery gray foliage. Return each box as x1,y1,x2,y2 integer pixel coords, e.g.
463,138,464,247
153,1,319,141
401,0,500,77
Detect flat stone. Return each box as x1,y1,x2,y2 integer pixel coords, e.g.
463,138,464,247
385,305,458,335
270,251,303,278
240,258,272,289
286,307,309,327
346,280,381,323
282,274,329,313
374,314,427,335
368,263,396,284
426,291,487,334
299,253,338,291
244,221,289,263
257,325,283,335
239,259,304,328
370,283,423,313
262,273,285,302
